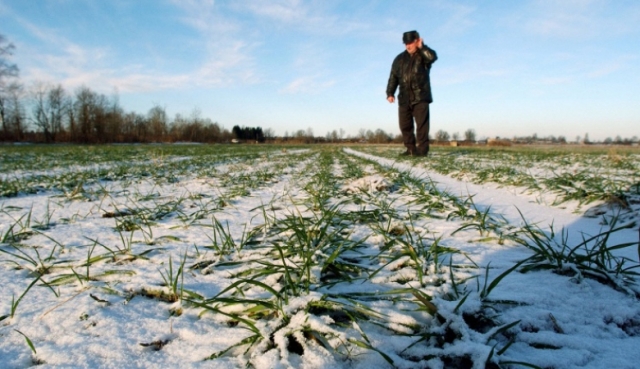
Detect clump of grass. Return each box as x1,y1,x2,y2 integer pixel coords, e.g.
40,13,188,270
512,211,640,297
158,251,187,303
0,209,35,243
0,242,65,276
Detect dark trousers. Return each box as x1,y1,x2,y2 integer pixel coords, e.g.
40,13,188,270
399,102,430,154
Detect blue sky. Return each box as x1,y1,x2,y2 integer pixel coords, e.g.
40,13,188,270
1,0,639,140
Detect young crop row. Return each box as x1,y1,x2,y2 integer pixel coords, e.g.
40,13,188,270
0,145,638,368
0,144,289,197
357,145,640,211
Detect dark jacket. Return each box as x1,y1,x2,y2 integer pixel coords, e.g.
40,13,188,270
386,45,437,106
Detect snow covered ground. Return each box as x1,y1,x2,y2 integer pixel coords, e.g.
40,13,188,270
1,145,639,368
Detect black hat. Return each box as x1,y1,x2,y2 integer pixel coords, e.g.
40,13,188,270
402,30,419,44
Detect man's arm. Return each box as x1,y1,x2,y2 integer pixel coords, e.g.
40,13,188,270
417,39,437,65
386,58,400,102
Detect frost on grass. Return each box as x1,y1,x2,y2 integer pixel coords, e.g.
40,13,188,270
1,144,640,369
342,175,393,194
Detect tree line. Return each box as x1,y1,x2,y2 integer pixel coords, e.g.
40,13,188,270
1,35,271,144
2,80,248,143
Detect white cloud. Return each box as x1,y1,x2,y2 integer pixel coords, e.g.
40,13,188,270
231,0,369,36
521,0,640,39
10,0,263,94
168,0,262,86
241,0,305,23
437,65,512,87
535,76,574,85
10,14,119,91
587,55,636,78
279,74,335,94
431,2,477,39
8,0,377,96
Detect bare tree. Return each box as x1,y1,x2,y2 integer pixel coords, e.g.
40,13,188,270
168,108,229,143
294,129,306,142
2,82,26,140
185,108,205,142
93,93,109,142
358,128,366,140
103,91,124,142
464,129,476,142
263,127,275,141
148,105,168,141
365,129,374,141
1,34,20,139
75,87,97,143
306,127,314,142
372,128,391,143
330,129,338,142
435,129,450,141
49,85,69,141
201,118,223,142
32,83,69,142
72,86,110,143
134,112,148,142
325,131,332,142
104,106,124,143
119,112,136,142
31,83,53,141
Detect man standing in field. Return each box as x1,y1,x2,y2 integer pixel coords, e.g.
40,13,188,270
386,30,437,156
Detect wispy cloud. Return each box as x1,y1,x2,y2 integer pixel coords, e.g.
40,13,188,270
527,52,635,85
231,0,369,36
279,74,335,94
437,66,512,86
521,0,640,39
535,76,574,85
11,12,118,90
436,47,516,87
241,0,306,24
431,2,477,39
7,0,375,95
525,7,595,38
10,0,262,93
168,0,263,86
109,72,191,92
586,55,635,78
273,36,337,94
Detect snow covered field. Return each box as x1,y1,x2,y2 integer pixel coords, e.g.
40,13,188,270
1,144,639,368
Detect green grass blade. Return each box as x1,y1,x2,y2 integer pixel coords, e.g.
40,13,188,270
14,329,36,354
